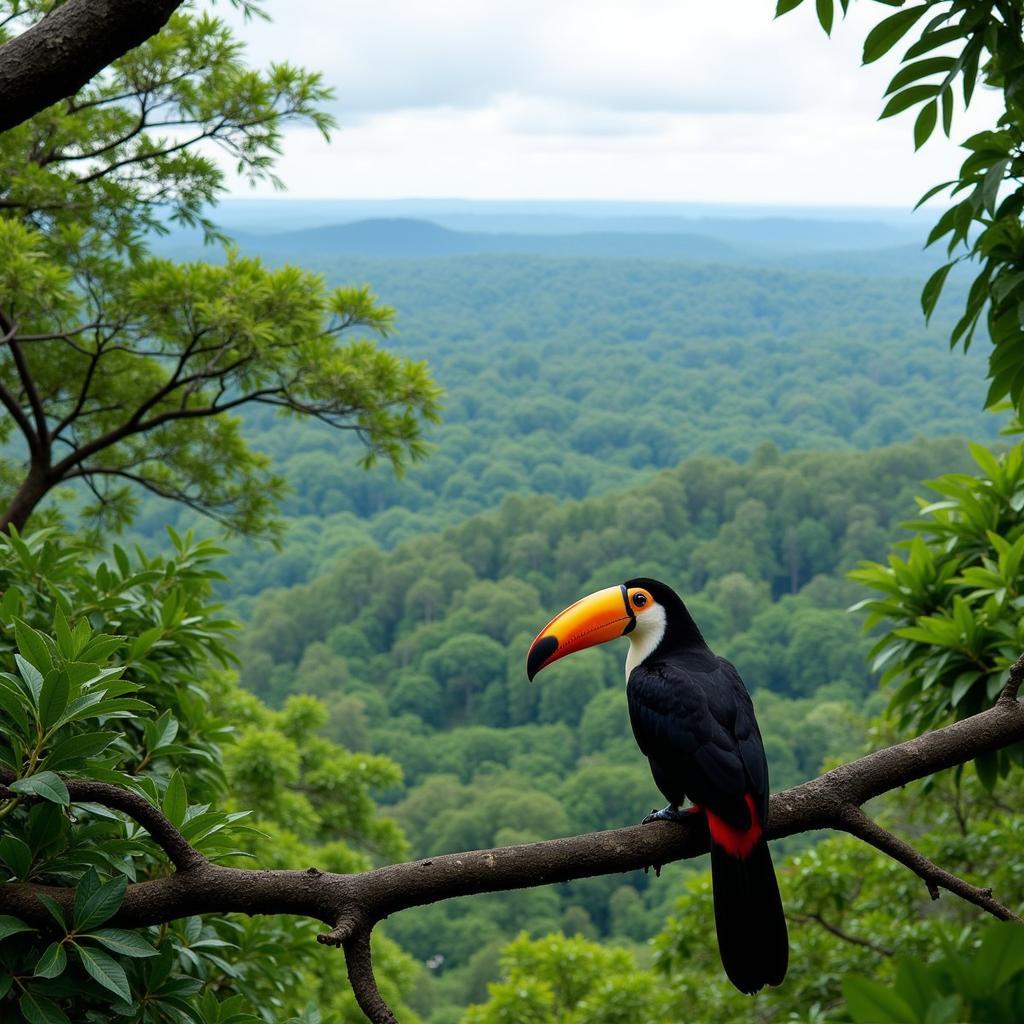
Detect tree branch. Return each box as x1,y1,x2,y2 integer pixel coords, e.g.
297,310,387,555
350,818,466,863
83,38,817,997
788,911,895,958
0,0,185,133
0,675,1021,1021
836,805,1021,922
0,770,204,872
343,930,399,1024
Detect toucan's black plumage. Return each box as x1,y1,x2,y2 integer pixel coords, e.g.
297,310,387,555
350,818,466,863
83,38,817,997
527,576,788,994
622,577,787,994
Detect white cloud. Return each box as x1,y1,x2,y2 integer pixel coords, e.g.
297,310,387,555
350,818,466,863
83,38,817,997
221,0,1004,204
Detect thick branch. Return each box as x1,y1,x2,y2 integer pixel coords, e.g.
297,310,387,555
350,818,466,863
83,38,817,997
0,0,185,133
343,930,398,1024
1,683,1022,1022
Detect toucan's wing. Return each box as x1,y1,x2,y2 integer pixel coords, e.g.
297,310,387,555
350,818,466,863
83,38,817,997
715,656,770,824
627,658,759,827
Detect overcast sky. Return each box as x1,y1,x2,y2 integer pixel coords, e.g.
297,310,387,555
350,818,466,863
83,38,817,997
223,0,1002,206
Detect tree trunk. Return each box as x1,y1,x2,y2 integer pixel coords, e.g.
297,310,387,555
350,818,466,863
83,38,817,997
1,463,52,534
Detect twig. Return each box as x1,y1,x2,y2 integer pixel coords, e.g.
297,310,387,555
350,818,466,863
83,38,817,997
837,805,1022,923
788,911,895,957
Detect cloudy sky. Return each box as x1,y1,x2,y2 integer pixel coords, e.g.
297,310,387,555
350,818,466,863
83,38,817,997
224,0,1002,206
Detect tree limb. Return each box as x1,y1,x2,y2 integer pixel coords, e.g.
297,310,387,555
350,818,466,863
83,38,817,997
0,0,185,133
2,670,1023,1022
0,770,204,872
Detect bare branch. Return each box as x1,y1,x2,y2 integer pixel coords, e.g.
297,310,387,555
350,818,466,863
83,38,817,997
837,805,1021,922
0,0,185,133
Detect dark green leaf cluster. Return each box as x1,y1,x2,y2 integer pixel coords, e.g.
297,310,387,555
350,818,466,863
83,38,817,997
0,528,419,1021
843,920,1024,1023
851,438,1024,784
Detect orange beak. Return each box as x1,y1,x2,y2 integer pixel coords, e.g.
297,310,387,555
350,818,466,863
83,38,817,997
527,584,636,681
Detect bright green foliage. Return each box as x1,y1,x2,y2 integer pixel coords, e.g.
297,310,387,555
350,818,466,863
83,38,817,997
842,921,1024,1023
851,439,1024,781
0,1,440,538
0,528,420,1021
780,0,1024,421
462,933,676,1024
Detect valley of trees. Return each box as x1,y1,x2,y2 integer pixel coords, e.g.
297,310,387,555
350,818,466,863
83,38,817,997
3,1,1024,1023
122,255,997,604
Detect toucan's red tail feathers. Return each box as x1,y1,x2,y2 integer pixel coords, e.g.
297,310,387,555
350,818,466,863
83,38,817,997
708,804,788,994
705,793,762,859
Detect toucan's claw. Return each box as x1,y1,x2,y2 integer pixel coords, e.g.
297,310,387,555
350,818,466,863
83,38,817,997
641,804,691,825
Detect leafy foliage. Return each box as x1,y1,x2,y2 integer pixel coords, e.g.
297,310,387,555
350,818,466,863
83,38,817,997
851,436,1024,783
780,0,1024,421
0,1,440,538
0,528,420,1021
842,920,1024,1024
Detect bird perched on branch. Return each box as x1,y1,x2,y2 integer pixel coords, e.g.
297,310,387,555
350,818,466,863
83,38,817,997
527,577,788,994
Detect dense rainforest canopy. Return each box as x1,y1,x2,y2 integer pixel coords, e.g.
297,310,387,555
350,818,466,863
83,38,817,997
3,0,1024,1023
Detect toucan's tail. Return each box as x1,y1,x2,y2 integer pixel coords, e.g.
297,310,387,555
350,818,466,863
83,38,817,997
707,802,788,994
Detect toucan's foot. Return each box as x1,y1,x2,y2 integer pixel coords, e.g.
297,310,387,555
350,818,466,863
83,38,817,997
641,805,693,825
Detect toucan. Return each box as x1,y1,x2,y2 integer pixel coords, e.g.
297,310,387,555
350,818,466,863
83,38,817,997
526,577,788,994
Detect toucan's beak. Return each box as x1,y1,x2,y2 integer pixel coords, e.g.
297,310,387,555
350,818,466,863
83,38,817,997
527,584,635,681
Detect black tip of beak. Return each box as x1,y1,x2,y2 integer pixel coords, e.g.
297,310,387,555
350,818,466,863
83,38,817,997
527,635,558,681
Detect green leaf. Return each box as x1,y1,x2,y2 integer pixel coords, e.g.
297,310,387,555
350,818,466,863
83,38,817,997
76,943,132,1002
914,99,937,149
982,158,1009,216
34,893,67,929
9,771,69,806
75,872,127,931
974,921,1024,990
775,0,805,14
975,749,999,791
864,5,931,63
38,670,70,730
886,56,955,95
880,84,940,119
162,769,188,827
0,834,33,877
33,941,67,979
816,0,833,35
921,262,953,320
843,975,918,1023
19,991,70,1024
13,617,53,675
43,731,118,771
0,914,35,940
84,927,159,958
15,654,43,703
0,675,30,732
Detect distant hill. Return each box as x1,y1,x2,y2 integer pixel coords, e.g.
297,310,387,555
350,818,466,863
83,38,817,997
231,217,740,261
157,211,934,275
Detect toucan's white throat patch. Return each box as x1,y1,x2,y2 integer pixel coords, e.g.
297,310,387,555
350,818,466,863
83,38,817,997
625,603,667,680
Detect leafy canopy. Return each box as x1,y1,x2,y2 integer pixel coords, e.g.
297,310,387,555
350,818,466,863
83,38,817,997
779,0,1024,417
0,0,440,538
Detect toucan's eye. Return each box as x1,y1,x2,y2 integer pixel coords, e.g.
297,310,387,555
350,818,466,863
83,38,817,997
632,593,647,608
